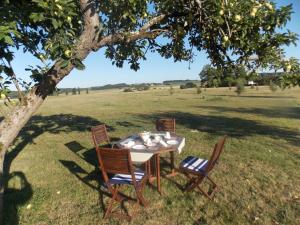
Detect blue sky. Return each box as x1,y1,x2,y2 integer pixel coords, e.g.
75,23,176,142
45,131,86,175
11,0,300,89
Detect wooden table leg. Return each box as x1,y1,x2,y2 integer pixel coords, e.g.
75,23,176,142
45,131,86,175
148,156,156,183
156,154,162,194
166,151,178,177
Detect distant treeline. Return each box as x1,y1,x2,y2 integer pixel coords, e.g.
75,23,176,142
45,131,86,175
90,82,162,90
255,72,284,85
90,83,128,90
163,79,200,85
6,74,281,98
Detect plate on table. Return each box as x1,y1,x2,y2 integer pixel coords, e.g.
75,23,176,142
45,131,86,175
145,142,157,147
132,145,147,150
166,140,179,145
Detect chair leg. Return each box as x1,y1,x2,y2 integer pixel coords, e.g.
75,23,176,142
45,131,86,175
169,151,177,175
195,176,219,200
207,175,218,187
104,186,133,221
197,185,214,200
137,191,147,207
104,187,119,219
156,154,162,194
185,176,204,192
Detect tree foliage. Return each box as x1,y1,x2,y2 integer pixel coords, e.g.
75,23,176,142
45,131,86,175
0,0,299,97
199,64,222,87
199,63,248,88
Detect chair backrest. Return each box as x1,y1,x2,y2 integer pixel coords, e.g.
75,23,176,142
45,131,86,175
91,124,110,148
97,147,136,184
156,118,176,133
204,135,227,174
97,147,133,174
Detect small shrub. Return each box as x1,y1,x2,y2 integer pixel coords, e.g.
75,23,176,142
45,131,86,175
235,78,245,96
123,88,134,92
196,86,202,94
72,88,77,95
185,82,197,88
169,86,174,95
180,84,187,89
142,85,150,91
269,81,278,92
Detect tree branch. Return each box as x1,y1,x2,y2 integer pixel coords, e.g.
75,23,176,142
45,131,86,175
1,59,26,103
36,0,100,92
94,14,168,49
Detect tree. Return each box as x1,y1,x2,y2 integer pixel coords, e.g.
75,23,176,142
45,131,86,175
0,0,299,220
269,80,278,92
199,64,222,87
72,88,77,95
196,86,202,94
180,82,197,89
225,76,234,90
235,78,246,96
169,86,174,95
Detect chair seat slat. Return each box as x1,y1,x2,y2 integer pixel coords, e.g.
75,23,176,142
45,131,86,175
180,156,208,173
110,170,145,185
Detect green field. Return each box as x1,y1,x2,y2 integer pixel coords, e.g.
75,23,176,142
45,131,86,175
4,86,300,225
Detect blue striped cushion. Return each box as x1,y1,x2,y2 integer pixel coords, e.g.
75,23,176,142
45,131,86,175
109,170,145,185
180,156,208,173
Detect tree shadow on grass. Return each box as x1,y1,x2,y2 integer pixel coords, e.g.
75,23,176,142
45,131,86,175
3,114,107,224
212,94,296,99
3,172,32,225
58,158,141,219
62,136,140,218
115,121,142,128
196,105,300,120
137,111,300,147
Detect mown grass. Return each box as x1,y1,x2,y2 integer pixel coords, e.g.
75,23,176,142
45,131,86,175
3,86,300,225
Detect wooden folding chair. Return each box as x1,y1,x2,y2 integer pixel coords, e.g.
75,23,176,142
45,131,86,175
156,118,176,175
96,147,149,221
179,136,227,200
156,118,176,133
91,124,113,149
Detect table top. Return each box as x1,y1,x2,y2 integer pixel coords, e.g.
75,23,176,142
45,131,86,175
116,132,185,163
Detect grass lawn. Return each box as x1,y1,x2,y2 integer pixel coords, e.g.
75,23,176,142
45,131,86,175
4,86,300,225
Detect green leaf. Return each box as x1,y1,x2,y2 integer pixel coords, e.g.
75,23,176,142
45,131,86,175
4,36,14,45
60,60,70,69
51,19,59,29
73,58,85,70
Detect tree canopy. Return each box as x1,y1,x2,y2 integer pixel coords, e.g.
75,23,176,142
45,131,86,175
199,64,249,87
1,0,299,98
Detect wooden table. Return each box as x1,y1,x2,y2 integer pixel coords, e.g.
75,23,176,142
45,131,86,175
116,132,185,194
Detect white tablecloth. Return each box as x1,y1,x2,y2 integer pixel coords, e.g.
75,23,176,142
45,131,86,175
117,132,185,163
